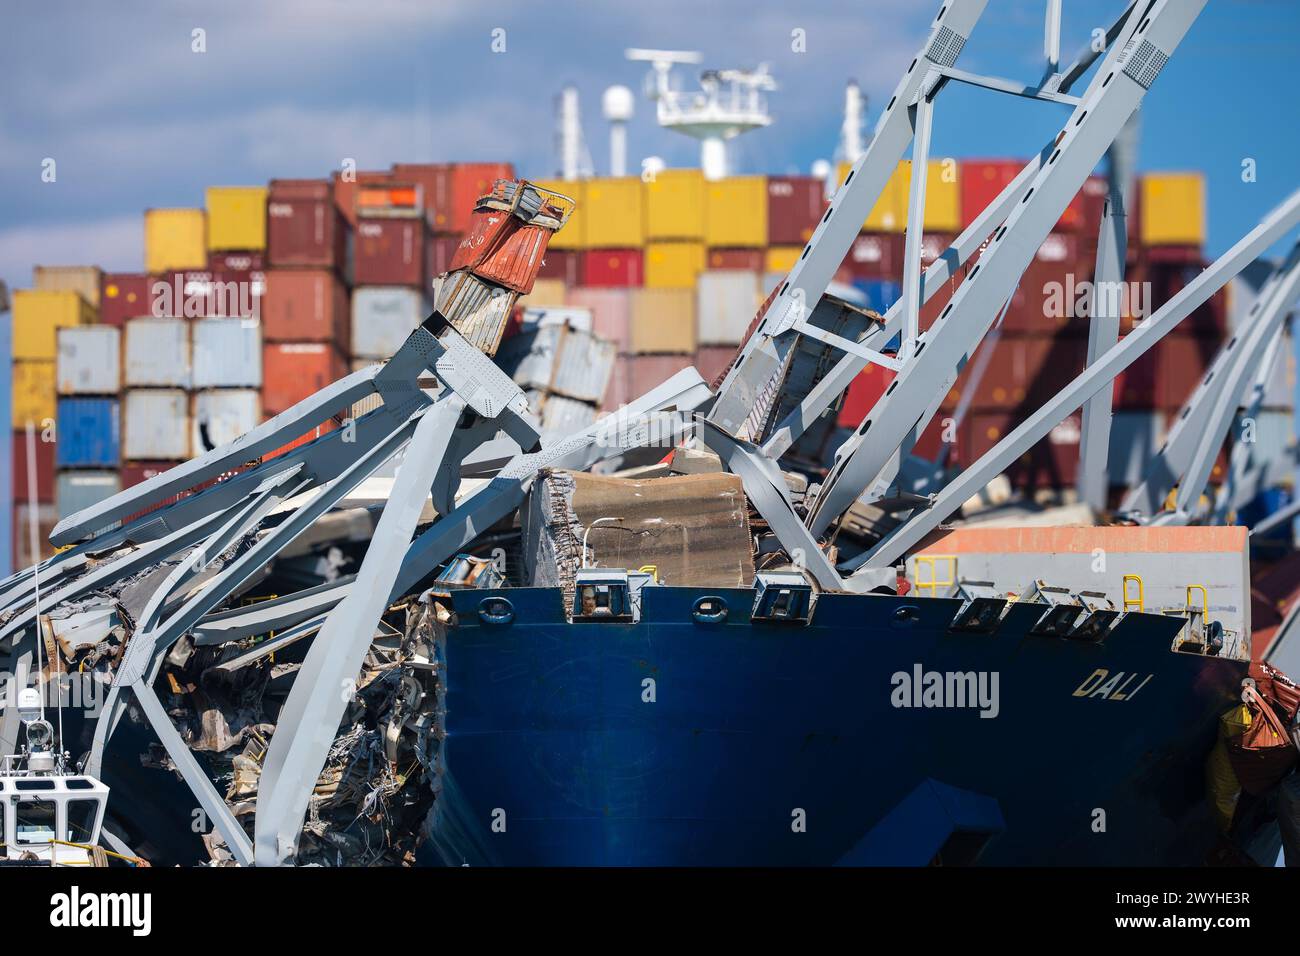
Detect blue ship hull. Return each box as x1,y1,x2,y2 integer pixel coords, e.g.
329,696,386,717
426,586,1247,866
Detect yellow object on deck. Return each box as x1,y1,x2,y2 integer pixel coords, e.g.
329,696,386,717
145,208,207,273
206,186,267,251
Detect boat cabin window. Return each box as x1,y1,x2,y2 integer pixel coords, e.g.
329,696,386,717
65,778,95,790
66,799,101,844
15,799,56,845
14,779,55,791
576,583,629,619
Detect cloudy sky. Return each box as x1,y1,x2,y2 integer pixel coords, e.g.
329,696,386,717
1,0,1297,298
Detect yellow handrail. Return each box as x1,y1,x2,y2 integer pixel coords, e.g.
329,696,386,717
914,555,956,596
1186,584,1209,620
1122,574,1145,612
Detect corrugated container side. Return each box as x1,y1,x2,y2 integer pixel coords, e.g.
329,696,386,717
584,178,645,248
644,242,705,289
434,271,517,355
56,397,121,468
1140,172,1206,247
644,169,706,241
193,389,261,455
57,326,121,395
766,176,825,246
449,163,517,235
11,433,56,503
537,249,586,286
262,269,350,346
206,186,268,251
145,208,207,274
843,232,904,281
630,288,696,354
390,163,453,228
354,218,427,287
697,270,760,345
262,344,347,416
427,235,460,280
56,471,122,520
12,503,58,567
528,390,598,439
13,290,96,361
565,288,632,353
99,273,153,327
533,179,586,249
123,389,191,460
34,265,103,307
124,318,191,387
705,176,767,247
331,169,394,229
352,287,429,359
11,361,56,428
582,249,643,287
496,324,614,404
193,318,263,387
267,179,349,271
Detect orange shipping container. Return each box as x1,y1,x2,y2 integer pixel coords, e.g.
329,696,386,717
261,344,348,417
449,163,516,235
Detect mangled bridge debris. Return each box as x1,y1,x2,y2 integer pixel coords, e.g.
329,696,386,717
2,0,1298,866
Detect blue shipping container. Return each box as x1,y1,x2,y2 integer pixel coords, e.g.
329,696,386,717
852,279,902,314
56,398,121,469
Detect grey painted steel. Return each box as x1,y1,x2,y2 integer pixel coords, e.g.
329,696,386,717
1216,332,1290,522
807,0,1203,536
1050,0,1141,95
901,75,939,357
191,577,354,646
135,682,254,866
255,395,467,864
939,64,1080,107
847,187,1300,572
1124,242,1300,518
697,419,845,591
709,0,988,433
1078,110,1138,509
761,146,1044,459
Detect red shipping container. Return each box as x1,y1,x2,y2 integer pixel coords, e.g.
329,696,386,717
838,363,896,427
694,345,739,389
960,159,1085,234
392,163,455,233
262,344,347,417
150,269,262,319
99,272,153,326
947,335,1088,411
582,249,644,288
1157,334,1218,410
332,169,395,228
1112,339,1159,408
708,248,765,271
767,176,826,246
208,251,265,273
11,433,55,503
538,249,586,286
449,163,516,236
970,410,1082,489
427,236,460,281
354,218,427,287
1002,232,1090,334
843,232,903,281
267,179,349,272
450,196,557,293
1148,260,1225,335
262,269,350,347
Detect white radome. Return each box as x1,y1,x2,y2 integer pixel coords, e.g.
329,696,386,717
602,85,635,121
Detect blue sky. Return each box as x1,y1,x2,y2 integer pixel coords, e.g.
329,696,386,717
1,0,1297,296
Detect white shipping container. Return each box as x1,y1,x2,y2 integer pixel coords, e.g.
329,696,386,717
124,317,190,387
57,326,121,395
193,318,262,387
124,389,191,460
56,470,122,520
192,389,260,455
352,287,429,359
697,271,760,345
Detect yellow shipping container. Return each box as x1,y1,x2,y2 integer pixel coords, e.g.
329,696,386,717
645,169,706,241
12,360,56,428
583,177,644,248
12,290,96,362
518,278,568,310
705,176,768,247
534,179,585,250
631,288,696,354
206,186,267,251
766,246,803,273
644,242,705,289
1140,173,1205,246
146,208,207,273
835,161,958,232
33,265,103,307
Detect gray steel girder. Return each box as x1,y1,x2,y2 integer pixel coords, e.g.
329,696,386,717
807,0,1204,536
847,187,1300,572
